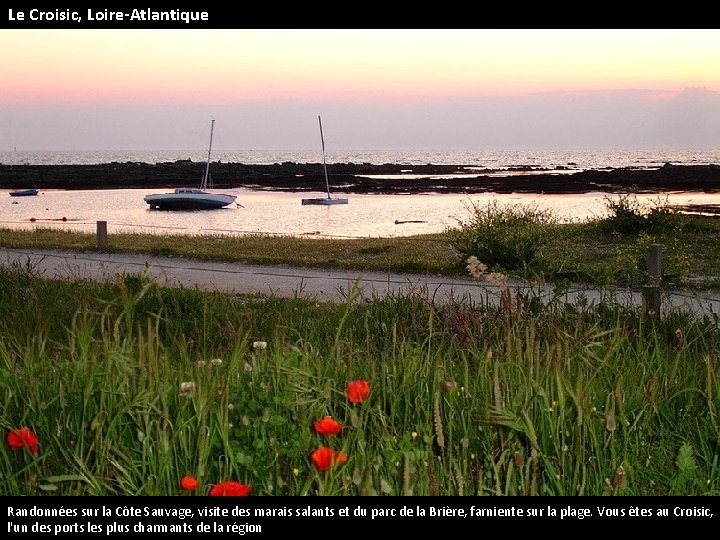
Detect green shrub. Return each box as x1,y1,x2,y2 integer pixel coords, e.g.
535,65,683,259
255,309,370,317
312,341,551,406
449,199,557,273
599,195,685,236
599,195,648,235
645,205,685,234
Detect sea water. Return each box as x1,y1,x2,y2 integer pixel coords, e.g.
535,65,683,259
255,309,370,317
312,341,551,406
2,147,719,169
1,148,719,238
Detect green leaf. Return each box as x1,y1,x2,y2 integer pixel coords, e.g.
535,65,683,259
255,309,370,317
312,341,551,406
675,442,697,473
44,474,88,483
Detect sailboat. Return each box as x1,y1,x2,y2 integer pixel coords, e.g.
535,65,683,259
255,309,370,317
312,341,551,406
301,116,348,205
144,119,237,210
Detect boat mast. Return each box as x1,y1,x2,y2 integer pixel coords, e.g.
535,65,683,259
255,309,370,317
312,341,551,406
318,115,331,198
201,118,215,190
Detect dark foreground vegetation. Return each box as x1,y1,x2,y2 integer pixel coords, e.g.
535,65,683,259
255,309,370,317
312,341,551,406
1,198,719,496
1,246,720,495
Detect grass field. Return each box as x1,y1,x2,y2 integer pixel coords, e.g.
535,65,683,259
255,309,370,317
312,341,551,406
1,198,719,495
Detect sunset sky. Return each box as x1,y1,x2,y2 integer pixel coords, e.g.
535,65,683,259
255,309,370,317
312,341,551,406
1,28,719,150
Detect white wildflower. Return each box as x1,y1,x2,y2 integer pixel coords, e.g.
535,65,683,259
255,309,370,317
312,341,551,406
485,272,509,287
466,256,488,278
253,341,267,350
210,358,223,366
179,381,196,398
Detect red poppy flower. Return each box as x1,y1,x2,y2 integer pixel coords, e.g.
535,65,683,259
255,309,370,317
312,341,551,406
209,480,252,496
313,416,343,436
6,427,39,454
346,380,370,404
180,475,199,491
311,446,348,472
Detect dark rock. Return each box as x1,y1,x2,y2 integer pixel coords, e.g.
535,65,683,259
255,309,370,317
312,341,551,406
1,161,719,195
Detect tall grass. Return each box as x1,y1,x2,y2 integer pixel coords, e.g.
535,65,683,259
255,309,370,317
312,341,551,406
1,261,718,495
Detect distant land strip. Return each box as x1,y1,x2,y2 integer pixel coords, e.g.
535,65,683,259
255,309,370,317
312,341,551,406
1,161,719,195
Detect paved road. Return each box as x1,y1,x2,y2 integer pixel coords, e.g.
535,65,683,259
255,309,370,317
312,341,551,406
2,247,719,318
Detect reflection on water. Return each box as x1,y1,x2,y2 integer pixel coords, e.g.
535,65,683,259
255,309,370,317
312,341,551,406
3,188,720,239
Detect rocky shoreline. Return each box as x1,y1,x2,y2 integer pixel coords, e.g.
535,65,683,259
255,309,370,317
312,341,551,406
1,161,720,195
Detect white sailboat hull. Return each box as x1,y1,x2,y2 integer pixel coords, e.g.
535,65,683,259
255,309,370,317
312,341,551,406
145,188,236,210
301,196,348,205
144,119,238,211
301,115,348,206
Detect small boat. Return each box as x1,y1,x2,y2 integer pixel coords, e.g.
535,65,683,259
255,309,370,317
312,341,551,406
9,188,39,197
144,187,237,210
301,116,348,206
144,119,237,210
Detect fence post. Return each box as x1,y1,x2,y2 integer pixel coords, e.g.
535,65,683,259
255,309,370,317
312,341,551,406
642,244,662,318
648,244,662,284
97,220,108,250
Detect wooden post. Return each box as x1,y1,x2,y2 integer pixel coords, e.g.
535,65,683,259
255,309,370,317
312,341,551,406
642,285,661,318
648,244,662,284
643,244,662,318
97,220,108,250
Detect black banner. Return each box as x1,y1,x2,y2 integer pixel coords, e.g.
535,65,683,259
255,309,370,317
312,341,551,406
3,496,718,535
0,7,685,29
